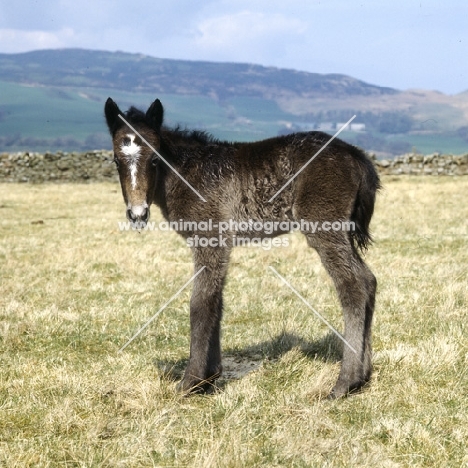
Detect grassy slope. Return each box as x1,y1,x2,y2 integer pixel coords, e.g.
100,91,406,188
1,80,468,154
0,177,467,467
389,133,468,155
0,81,296,150
0,81,104,140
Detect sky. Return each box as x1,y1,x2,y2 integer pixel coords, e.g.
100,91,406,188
0,0,467,94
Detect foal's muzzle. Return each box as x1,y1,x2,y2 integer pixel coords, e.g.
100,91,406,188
126,205,150,224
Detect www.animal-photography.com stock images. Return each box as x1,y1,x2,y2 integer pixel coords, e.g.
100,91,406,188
1,1,467,467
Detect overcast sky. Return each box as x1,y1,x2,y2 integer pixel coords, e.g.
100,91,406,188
0,0,467,94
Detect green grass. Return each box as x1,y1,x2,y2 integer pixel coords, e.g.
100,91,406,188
389,132,468,155
0,177,468,467
2,80,468,153
0,82,295,149
0,81,105,140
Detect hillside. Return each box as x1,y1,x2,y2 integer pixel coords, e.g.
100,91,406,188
0,49,467,155
0,49,397,98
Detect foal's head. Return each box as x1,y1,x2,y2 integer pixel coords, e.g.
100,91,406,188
104,98,164,224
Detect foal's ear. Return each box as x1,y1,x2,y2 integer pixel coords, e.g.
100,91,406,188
146,99,164,131
104,98,123,134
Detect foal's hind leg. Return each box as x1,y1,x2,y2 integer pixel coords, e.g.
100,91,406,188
178,245,230,394
307,233,376,398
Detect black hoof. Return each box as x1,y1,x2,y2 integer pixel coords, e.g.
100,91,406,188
328,378,370,399
176,374,220,395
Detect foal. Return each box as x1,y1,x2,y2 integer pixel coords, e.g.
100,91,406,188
105,97,380,398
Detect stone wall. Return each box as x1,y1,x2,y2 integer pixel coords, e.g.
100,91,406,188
1,150,468,183
371,152,468,176
0,150,118,183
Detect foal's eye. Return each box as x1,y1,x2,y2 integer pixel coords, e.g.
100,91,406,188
113,155,120,168
151,155,158,167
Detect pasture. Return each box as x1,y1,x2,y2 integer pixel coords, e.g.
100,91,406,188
0,176,467,467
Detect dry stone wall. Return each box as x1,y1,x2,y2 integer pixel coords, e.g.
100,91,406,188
0,150,468,183
371,153,468,176
0,151,118,183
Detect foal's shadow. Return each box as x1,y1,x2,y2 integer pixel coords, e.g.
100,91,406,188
154,331,343,389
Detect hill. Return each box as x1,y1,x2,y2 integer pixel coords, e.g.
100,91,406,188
0,49,397,98
0,48,467,155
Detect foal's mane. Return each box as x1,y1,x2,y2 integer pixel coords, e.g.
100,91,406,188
124,106,155,128
124,106,231,147
164,126,231,147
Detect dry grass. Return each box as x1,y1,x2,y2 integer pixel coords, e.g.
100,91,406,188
0,176,467,467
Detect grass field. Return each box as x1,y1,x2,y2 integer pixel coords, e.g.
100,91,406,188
0,176,467,467
0,81,296,150
2,80,468,154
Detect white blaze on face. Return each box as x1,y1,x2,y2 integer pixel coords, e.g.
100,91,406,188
120,134,141,190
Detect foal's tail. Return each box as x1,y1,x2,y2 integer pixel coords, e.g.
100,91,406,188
350,152,381,252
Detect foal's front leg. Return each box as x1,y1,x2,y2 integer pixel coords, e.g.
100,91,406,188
178,246,230,394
